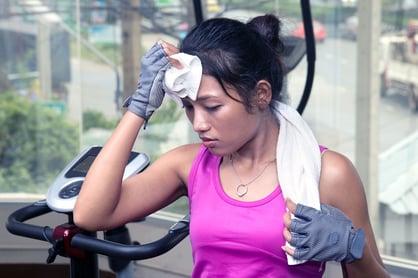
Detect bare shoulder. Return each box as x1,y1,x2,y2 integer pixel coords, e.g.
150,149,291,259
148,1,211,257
319,150,363,199
318,150,368,226
319,151,387,274
159,143,201,166
147,143,202,184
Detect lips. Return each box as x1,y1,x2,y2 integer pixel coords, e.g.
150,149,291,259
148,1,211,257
200,137,216,147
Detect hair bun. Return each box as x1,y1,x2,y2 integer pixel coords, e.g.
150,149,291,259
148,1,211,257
247,14,283,52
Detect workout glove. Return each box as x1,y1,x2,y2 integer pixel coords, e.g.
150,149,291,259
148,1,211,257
123,43,170,124
289,203,365,263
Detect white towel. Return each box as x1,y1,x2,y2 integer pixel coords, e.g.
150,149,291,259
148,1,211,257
163,53,202,104
272,100,321,265
164,53,322,266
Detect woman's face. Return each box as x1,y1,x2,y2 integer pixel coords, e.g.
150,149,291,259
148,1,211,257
182,75,263,156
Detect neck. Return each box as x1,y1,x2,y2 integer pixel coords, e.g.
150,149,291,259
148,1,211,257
231,115,279,165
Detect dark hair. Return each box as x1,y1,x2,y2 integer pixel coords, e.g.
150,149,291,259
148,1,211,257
180,14,285,111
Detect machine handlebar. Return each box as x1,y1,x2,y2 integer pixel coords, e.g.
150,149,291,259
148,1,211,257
6,200,190,260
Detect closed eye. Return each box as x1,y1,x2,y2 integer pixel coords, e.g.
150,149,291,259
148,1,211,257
206,105,221,112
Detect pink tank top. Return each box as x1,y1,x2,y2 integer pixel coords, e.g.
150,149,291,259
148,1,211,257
188,145,326,277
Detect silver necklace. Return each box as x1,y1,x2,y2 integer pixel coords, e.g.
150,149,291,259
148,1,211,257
230,155,275,197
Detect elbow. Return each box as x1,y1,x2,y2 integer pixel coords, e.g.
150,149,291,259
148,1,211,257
73,207,100,232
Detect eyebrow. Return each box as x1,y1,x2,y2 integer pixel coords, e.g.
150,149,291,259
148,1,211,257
181,96,216,105
196,95,221,102
181,94,222,105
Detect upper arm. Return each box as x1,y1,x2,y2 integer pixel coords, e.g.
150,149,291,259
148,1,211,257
319,150,368,227
108,143,200,227
318,150,385,269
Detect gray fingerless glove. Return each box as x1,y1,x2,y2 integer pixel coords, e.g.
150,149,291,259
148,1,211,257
289,203,365,263
123,43,170,124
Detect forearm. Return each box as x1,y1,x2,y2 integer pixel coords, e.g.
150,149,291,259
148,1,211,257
73,111,145,230
344,242,390,278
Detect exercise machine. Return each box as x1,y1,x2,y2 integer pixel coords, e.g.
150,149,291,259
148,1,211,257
6,146,190,278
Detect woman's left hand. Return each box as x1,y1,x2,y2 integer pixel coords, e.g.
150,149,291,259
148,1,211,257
283,198,365,263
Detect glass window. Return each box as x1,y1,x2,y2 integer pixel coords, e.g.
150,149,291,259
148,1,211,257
1,0,418,267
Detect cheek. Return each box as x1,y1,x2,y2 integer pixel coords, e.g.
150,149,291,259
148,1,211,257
218,112,256,139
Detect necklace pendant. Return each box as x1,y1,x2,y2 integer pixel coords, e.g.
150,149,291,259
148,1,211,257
236,184,248,197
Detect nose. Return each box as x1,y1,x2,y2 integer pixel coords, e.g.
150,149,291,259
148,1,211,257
192,110,210,132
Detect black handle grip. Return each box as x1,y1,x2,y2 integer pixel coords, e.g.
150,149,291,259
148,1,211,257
71,215,189,260
6,200,189,260
6,200,54,242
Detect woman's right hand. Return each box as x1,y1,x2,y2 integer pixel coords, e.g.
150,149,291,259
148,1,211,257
123,41,180,123
74,41,185,231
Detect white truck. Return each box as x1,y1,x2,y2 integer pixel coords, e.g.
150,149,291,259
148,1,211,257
380,32,418,112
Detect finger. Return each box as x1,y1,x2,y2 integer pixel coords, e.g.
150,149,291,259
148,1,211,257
157,41,183,69
290,215,313,234
294,203,318,221
281,245,295,256
144,43,165,60
285,198,297,214
283,211,292,228
293,247,310,260
159,40,179,56
168,57,184,69
283,226,292,242
289,233,309,248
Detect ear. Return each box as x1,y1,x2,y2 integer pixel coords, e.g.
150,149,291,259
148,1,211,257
255,80,272,109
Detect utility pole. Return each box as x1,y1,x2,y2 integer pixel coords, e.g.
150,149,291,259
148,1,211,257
121,0,142,106
355,0,381,237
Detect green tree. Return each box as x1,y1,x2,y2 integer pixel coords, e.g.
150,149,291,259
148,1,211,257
83,109,118,131
0,92,79,193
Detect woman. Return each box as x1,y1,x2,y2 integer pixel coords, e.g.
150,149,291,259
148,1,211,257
74,14,389,277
